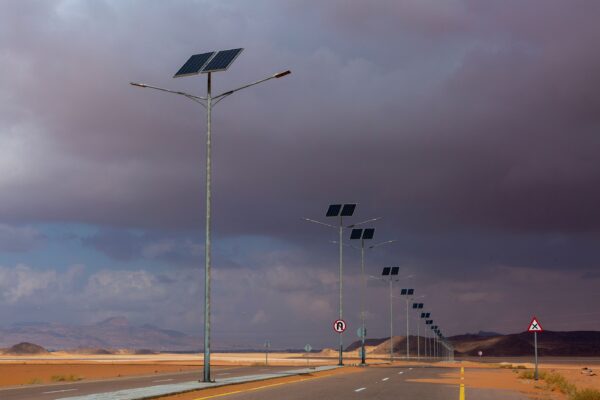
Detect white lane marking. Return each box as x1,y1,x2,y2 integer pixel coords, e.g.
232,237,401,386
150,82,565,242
216,372,231,376
152,378,174,383
398,371,404,374
42,388,78,394
355,387,366,392
382,377,389,381
409,367,413,370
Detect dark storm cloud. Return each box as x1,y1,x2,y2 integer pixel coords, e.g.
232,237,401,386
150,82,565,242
1,0,600,339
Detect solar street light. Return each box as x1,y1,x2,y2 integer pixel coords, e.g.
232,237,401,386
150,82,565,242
400,289,424,360
349,227,384,366
370,270,412,363
303,206,381,366
412,303,424,361
131,48,290,383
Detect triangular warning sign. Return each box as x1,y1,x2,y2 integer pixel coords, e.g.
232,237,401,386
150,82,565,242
528,317,543,332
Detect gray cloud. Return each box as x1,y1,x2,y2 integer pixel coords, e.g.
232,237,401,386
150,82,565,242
1,0,599,338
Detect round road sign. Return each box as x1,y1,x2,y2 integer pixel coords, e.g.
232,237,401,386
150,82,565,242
333,319,347,333
304,344,312,352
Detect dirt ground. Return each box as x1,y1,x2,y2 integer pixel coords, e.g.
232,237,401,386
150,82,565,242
0,363,203,387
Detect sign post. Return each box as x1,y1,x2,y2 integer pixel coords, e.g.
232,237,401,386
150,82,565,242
527,317,543,380
304,344,312,369
264,340,271,367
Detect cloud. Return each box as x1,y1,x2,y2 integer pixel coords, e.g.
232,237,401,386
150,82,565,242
0,224,44,252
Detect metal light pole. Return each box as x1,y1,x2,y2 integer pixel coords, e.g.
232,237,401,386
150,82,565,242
370,270,412,363
412,303,424,360
420,312,430,360
304,207,379,366
131,50,290,382
349,228,393,366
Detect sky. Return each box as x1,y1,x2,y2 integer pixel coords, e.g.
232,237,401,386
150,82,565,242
1,0,599,349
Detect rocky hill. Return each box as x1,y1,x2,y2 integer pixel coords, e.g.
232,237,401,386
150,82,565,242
3,342,48,355
450,331,600,356
345,331,600,357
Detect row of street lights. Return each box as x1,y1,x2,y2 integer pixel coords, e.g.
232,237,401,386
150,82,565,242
304,203,455,365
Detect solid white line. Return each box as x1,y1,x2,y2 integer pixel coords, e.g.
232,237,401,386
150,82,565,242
216,372,232,376
382,377,389,381
152,378,174,383
355,387,366,392
42,388,78,394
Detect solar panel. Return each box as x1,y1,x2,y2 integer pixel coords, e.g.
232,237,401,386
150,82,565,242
390,267,399,275
350,229,363,240
407,289,414,295
362,228,375,240
340,204,356,217
201,48,244,73
426,320,432,324
400,289,407,295
421,313,426,318
174,52,216,78
418,303,424,309
426,313,430,318
412,303,418,309
326,204,342,217
382,267,391,276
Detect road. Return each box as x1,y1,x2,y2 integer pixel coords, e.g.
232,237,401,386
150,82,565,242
194,366,529,400
0,365,530,400
0,365,293,400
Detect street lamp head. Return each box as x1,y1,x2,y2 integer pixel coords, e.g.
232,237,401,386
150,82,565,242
130,82,147,88
274,70,291,78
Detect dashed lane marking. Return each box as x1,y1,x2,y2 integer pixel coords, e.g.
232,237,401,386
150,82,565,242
382,377,389,381
42,388,78,394
355,387,366,392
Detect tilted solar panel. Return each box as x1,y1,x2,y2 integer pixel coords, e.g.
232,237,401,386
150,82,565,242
174,52,216,78
362,228,375,240
326,204,342,217
201,48,244,73
350,229,363,240
340,204,356,217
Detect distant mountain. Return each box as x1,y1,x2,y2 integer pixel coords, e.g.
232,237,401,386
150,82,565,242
345,331,600,357
2,342,48,355
449,331,600,356
0,318,201,351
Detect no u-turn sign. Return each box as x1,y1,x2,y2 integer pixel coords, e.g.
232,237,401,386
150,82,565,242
333,319,346,333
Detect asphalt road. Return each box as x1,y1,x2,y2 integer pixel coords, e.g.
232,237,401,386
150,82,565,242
0,365,293,400
0,365,531,400
200,366,530,400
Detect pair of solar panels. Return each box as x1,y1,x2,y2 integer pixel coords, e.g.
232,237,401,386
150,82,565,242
326,204,356,217
431,325,438,329
400,288,414,295
382,266,399,276
350,228,374,240
426,320,433,325
412,303,424,309
421,312,431,318
174,48,244,78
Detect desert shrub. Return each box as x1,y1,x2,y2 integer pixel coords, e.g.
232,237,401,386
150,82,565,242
519,370,546,380
545,372,577,395
51,374,81,382
571,389,600,400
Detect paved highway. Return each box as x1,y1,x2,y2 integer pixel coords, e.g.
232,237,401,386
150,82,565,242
0,365,292,400
194,366,529,400
0,365,531,400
